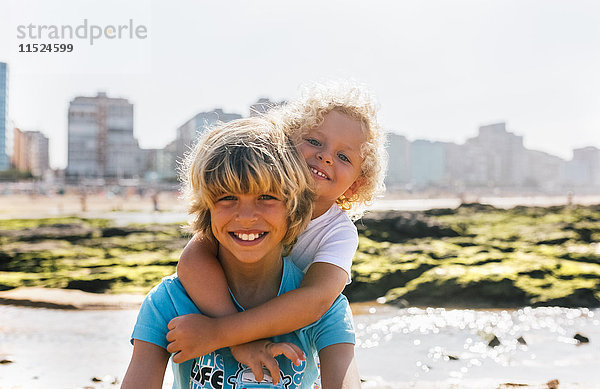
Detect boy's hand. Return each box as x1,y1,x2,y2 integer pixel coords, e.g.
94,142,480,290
166,314,220,363
230,340,306,385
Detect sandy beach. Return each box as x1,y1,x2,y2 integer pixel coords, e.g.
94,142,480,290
0,192,187,219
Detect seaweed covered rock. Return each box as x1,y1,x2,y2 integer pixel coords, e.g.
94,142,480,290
357,211,461,243
1,224,95,242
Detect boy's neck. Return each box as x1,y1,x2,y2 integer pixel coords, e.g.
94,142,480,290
218,248,284,309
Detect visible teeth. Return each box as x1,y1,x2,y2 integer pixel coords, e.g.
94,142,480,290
235,232,263,241
311,168,327,179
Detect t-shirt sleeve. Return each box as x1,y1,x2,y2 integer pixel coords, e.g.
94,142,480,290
310,224,358,278
131,281,178,349
307,294,355,352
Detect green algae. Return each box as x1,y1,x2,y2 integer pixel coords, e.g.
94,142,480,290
0,218,186,294
1,204,600,306
353,204,600,307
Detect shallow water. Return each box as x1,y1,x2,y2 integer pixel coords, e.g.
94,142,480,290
354,305,600,388
0,305,598,388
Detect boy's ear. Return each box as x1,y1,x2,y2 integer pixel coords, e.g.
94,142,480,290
343,177,364,199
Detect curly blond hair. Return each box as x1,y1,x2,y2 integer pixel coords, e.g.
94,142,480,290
180,117,315,254
267,80,387,219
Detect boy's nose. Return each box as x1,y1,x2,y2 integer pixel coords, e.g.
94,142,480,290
235,202,258,223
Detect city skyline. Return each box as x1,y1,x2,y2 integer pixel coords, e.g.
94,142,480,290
1,0,599,169
7,85,600,173
58,91,599,192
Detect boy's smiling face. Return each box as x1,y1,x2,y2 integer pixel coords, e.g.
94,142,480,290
211,193,288,266
297,110,365,212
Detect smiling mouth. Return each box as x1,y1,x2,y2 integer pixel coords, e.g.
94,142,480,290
230,232,267,242
310,167,329,180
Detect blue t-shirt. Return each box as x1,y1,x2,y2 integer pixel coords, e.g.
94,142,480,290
131,258,355,389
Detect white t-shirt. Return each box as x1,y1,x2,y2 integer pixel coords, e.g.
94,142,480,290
286,205,358,280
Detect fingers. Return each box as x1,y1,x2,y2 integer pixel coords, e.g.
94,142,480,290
166,328,176,343
166,340,180,354
262,357,281,385
172,350,189,364
246,360,264,383
269,342,306,366
167,316,179,331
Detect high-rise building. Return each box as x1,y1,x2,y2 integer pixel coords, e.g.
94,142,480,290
12,128,50,177
0,62,10,171
462,122,527,187
566,146,600,188
140,142,177,181
249,98,285,117
67,92,141,179
175,109,242,161
523,149,565,191
410,139,447,187
385,133,411,188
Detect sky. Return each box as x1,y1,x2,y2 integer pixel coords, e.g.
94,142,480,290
1,0,599,169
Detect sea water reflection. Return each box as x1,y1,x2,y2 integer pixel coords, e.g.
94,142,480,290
354,306,600,388
0,305,598,388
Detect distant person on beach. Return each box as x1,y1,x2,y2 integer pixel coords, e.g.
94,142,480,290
151,191,159,212
122,117,360,388
167,82,387,380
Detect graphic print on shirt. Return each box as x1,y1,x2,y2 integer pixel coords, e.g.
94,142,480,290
191,352,225,389
227,364,293,389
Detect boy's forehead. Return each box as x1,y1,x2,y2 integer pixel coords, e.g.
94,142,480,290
211,186,282,197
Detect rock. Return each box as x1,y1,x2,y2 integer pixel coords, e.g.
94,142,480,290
517,336,527,345
497,382,528,388
0,358,14,364
7,225,95,242
546,379,559,388
573,333,589,343
101,226,144,237
66,279,115,293
575,228,592,243
91,376,102,382
536,237,570,245
356,211,460,243
445,354,459,361
488,335,501,348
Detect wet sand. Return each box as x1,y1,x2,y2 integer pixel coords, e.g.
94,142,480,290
0,287,144,310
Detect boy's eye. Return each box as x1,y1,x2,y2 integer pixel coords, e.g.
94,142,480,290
305,138,321,146
258,194,279,201
338,153,350,163
217,195,236,202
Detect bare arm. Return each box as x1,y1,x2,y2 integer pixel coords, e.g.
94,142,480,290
177,233,237,317
168,262,347,357
212,262,348,347
121,340,170,389
318,343,361,389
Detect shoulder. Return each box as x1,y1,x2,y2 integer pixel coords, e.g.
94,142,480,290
303,205,357,241
139,275,198,320
145,274,185,304
132,275,199,349
316,205,356,228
